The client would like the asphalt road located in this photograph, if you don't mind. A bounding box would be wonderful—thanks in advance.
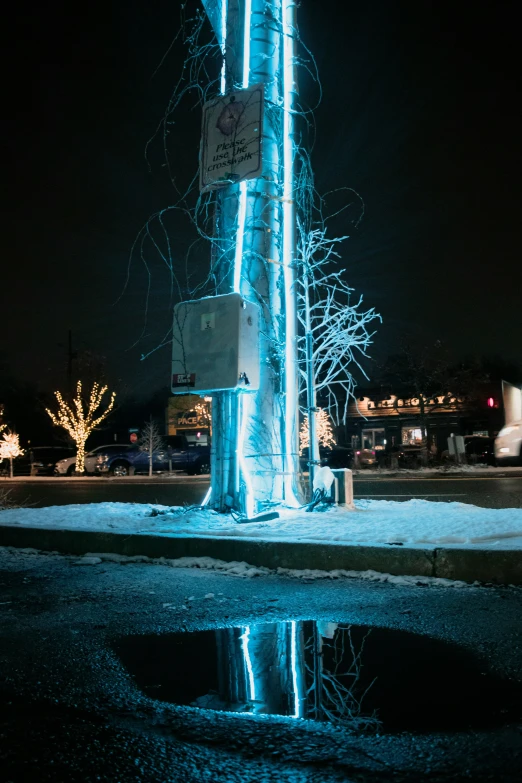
[0,547,521,782]
[1,473,522,509]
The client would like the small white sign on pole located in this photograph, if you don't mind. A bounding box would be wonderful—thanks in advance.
[200,84,263,191]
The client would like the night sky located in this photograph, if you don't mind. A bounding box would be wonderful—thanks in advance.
[4,0,521,399]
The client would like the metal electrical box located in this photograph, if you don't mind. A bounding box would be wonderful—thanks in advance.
[171,293,260,394]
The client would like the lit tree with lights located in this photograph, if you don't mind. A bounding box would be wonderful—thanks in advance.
[299,408,336,455]
[194,399,212,434]
[0,430,24,478]
[46,381,116,474]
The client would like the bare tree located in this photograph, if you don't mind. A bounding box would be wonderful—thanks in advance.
[139,418,164,477]
[296,153,381,476]
[305,623,378,728]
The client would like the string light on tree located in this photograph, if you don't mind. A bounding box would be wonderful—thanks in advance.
[299,408,336,455]
[0,430,24,478]
[46,381,116,474]
[194,399,212,433]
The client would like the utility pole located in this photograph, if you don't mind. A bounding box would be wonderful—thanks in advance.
[203,0,301,515]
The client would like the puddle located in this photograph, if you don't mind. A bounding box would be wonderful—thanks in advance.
[115,622,522,732]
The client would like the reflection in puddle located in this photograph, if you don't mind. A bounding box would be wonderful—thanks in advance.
[115,621,521,732]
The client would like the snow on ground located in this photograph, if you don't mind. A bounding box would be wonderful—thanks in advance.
[73,553,472,588]
[0,547,472,588]
[1,498,522,549]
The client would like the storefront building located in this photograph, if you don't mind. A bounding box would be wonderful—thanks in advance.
[341,383,507,458]
[166,395,211,444]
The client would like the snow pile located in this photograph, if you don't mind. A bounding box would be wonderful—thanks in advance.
[1,498,522,549]
[16,548,470,587]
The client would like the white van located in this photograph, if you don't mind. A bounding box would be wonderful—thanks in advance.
[494,420,522,466]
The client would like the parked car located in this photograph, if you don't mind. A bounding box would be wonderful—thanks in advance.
[55,444,132,476]
[396,444,423,468]
[355,448,379,468]
[464,435,495,466]
[324,445,354,469]
[302,446,378,469]
[95,435,211,477]
[495,420,522,466]
[0,446,76,477]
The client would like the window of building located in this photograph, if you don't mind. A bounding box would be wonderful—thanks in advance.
[361,428,386,450]
[401,427,425,445]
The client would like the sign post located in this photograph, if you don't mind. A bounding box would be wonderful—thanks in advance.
[200,84,263,191]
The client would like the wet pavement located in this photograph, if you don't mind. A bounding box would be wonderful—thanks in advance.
[0,547,521,781]
[114,623,521,732]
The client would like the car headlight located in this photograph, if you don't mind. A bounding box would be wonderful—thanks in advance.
[96,455,108,463]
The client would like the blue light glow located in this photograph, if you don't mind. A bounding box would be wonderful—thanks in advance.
[210,0,301,514]
[290,620,301,718]
[201,485,212,507]
[232,0,255,517]
[220,0,227,94]
[242,0,251,89]
[282,0,299,507]
[240,625,256,702]
[238,392,255,518]
[232,0,251,294]
[233,181,247,293]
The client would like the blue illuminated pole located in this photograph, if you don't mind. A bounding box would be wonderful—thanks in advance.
[281,0,300,507]
[206,0,301,514]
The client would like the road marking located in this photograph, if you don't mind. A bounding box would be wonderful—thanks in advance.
[354,493,467,497]
[353,476,520,482]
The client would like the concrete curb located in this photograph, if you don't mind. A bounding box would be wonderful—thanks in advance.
[1,525,521,585]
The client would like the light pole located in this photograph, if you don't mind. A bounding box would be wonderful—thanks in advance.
[203,0,301,515]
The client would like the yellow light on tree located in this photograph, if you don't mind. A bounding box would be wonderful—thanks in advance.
[0,430,24,478]
[299,408,336,455]
[46,381,116,474]
[194,399,212,434]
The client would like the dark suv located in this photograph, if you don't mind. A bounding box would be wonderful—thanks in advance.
[95,435,210,477]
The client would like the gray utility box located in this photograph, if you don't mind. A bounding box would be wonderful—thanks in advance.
[172,293,260,394]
